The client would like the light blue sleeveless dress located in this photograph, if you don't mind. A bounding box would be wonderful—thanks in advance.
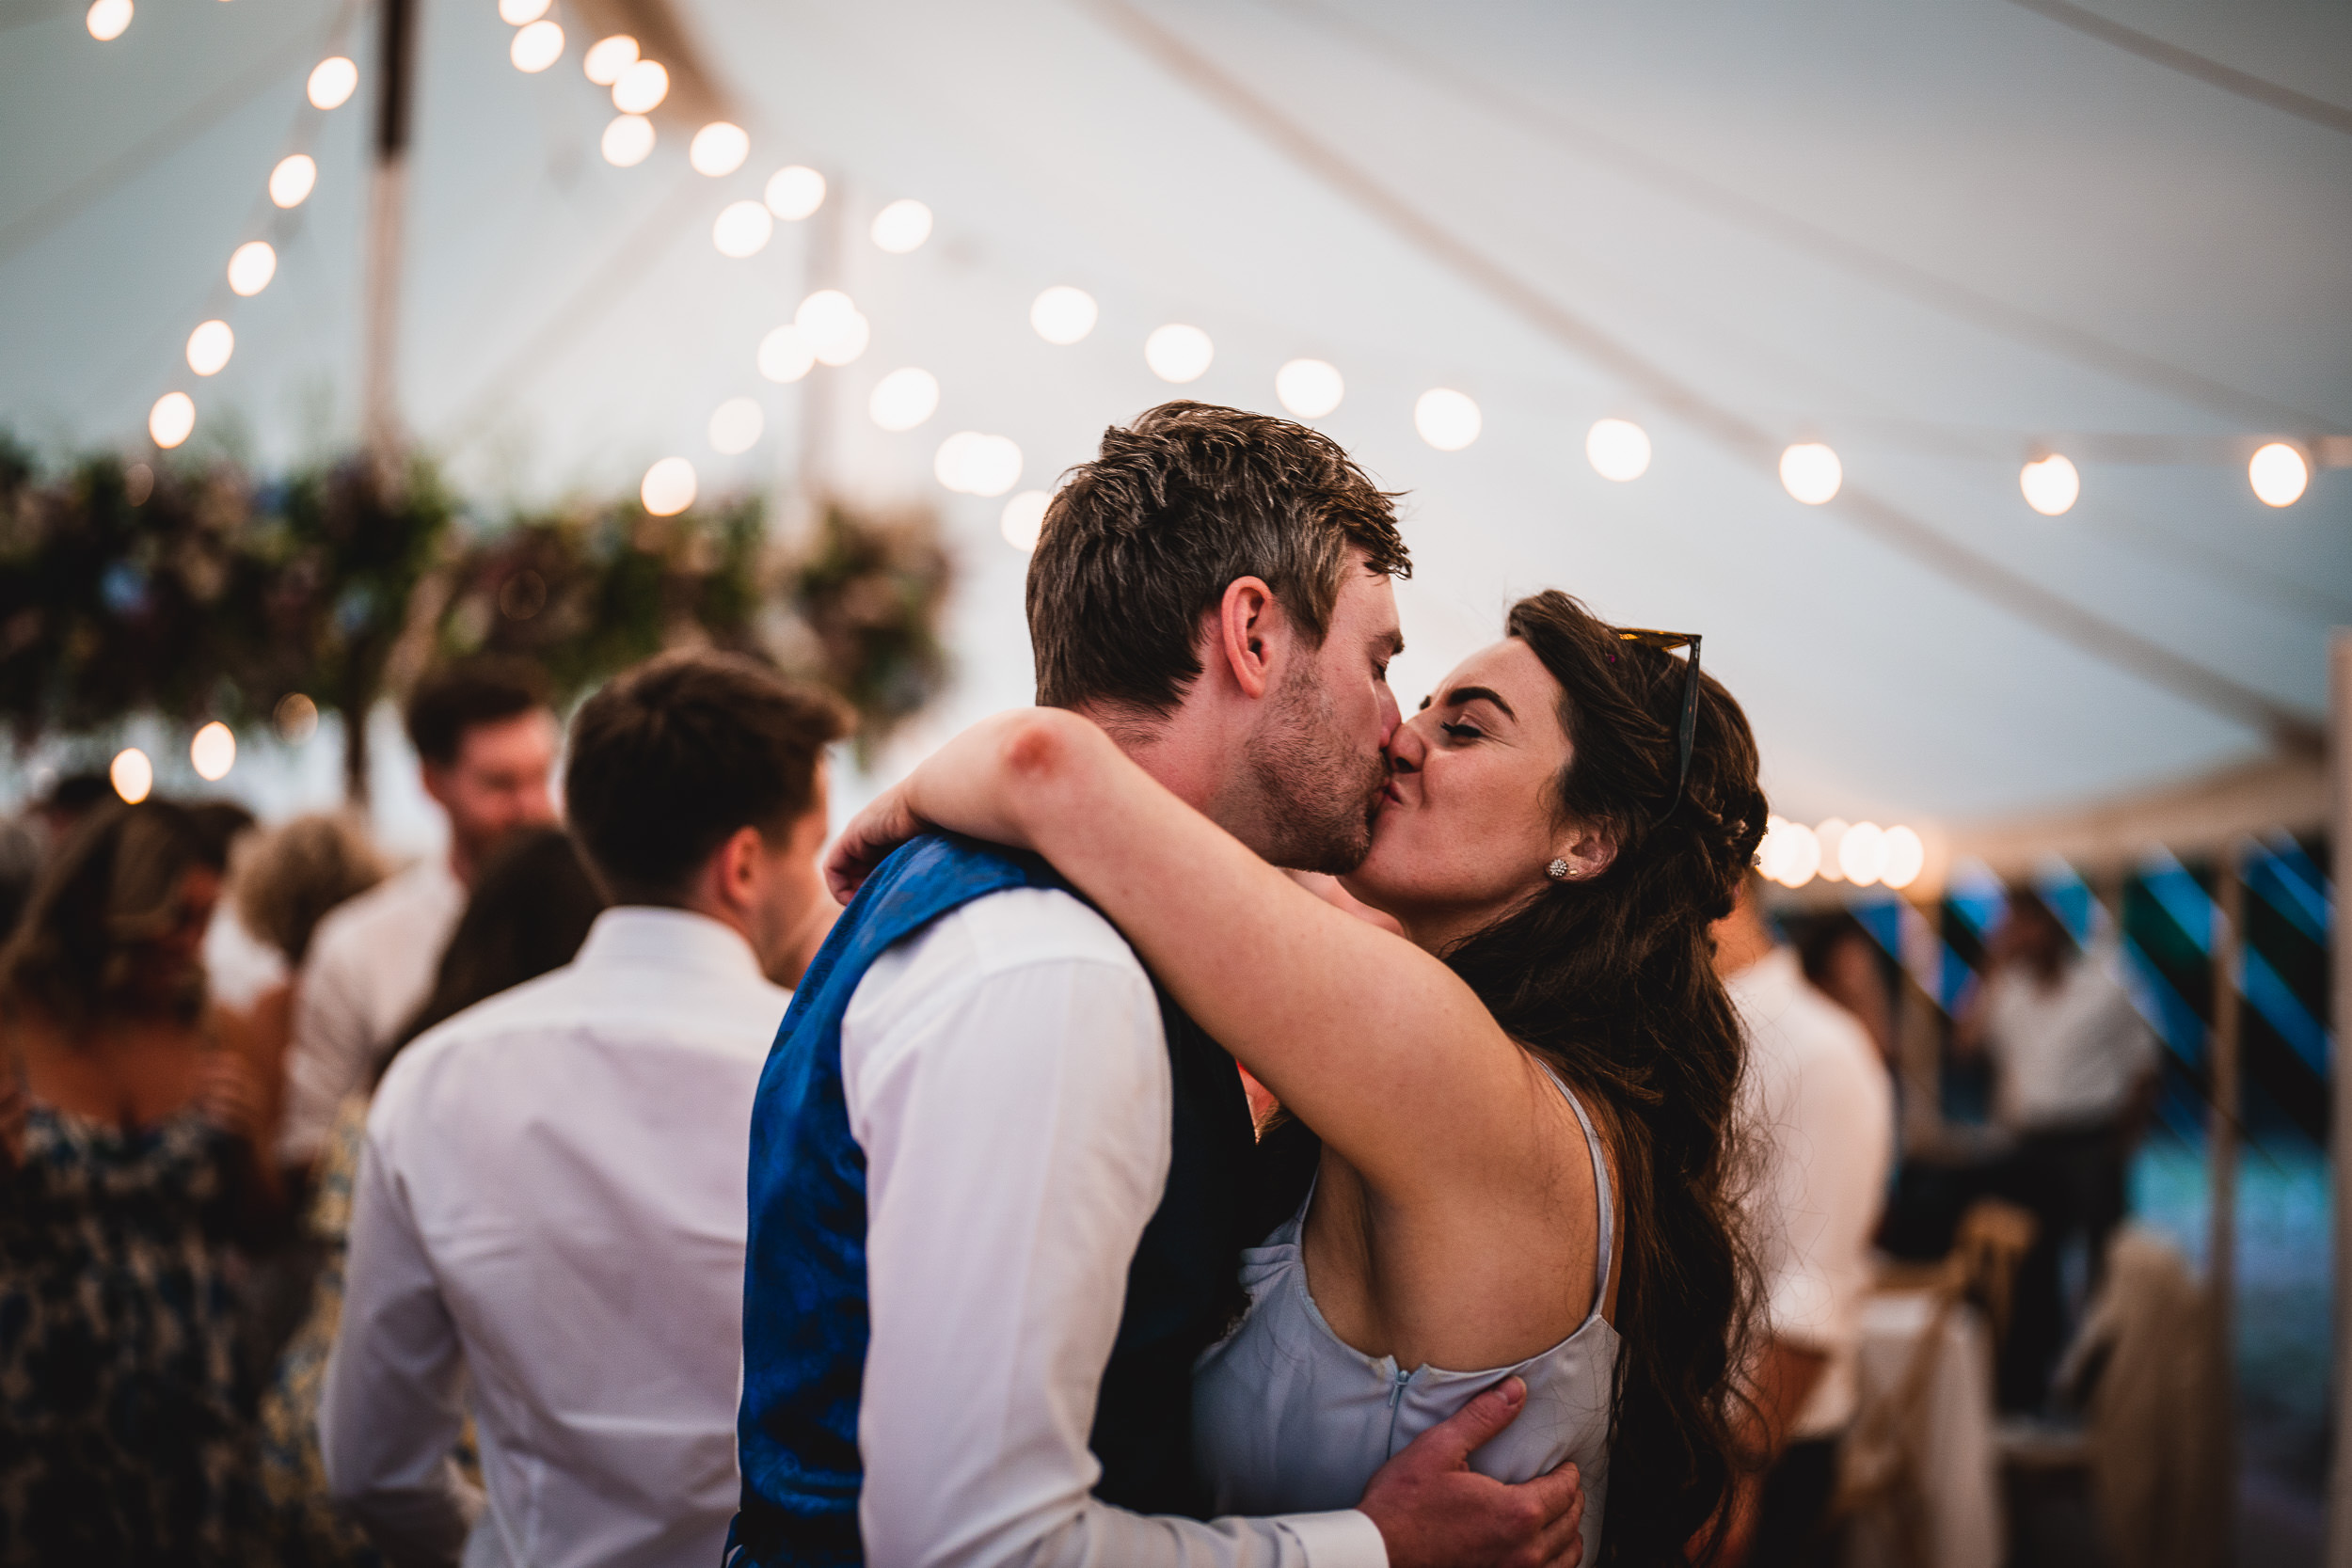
[1192,1074,1619,1561]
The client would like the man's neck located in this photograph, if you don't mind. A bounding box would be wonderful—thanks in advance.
[1070,700,1227,821]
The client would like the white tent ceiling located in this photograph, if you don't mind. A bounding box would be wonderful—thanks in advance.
[4,0,2346,833]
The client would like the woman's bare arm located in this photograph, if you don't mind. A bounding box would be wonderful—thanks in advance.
[829,709,1554,1198]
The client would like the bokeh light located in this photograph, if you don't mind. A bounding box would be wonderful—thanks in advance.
[612,58,667,114]
[110,748,152,804]
[712,200,774,258]
[186,320,233,377]
[1415,388,1481,451]
[149,391,195,449]
[308,56,358,110]
[86,0,132,42]
[498,0,548,23]
[2249,442,2310,508]
[1001,491,1050,551]
[1814,817,1850,882]
[757,325,815,383]
[1756,815,1821,889]
[708,398,763,455]
[935,433,1023,498]
[640,457,697,516]
[269,153,317,208]
[869,368,941,432]
[190,721,236,782]
[871,199,933,254]
[600,115,654,167]
[795,290,868,366]
[765,166,826,220]
[510,19,562,71]
[690,122,750,177]
[1586,419,1651,482]
[582,33,636,84]
[274,692,318,743]
[2020,452,2080,516]
[1030,286,1098,345]
[227,241,276,297]
[1780,443,1841,504]
[1837,821,1886,887]
[1145,325,1213,383]
[1275,359,1344,419]
[1880,826,1926,890]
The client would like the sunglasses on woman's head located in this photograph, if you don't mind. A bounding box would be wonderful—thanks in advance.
[1613,628,1702,817]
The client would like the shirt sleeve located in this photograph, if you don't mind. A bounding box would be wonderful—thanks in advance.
[1757,1026,1892,1353]
[847,935,1386,1568]
[320,1115,484,1567]
[278,938,373,1165]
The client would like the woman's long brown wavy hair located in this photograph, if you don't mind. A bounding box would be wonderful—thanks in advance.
[1439,592,1766,1566]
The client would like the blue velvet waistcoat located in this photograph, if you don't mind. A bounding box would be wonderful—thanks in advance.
[727,833,1306,1567]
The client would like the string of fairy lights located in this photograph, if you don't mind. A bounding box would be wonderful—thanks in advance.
[62,0,2339,813]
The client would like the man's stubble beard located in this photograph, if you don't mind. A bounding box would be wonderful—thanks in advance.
[1246,663,1389,875]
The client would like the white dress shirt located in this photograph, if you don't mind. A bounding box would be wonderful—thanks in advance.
[1726,947,1896,1439]
[1979,951,2157,1132]
[323,907,788,1568]
[279,855,467,1164]
[845,885,1386,1568]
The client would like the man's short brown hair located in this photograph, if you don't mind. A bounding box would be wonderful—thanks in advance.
[406,656,553,768]
[564,650,851,905]
[1026,402,1410,715]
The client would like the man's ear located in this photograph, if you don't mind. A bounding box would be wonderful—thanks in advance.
[714,824,767,910]
[1214,577,1282,701]
[419,761,453,812]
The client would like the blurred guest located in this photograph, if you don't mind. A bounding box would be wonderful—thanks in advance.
[278,657,558,1177]
[0,812,40,938]
[261,825,604,1568]
[322,651,847,1568]
[1711,874,1895,1567]
[0,801,284,1567]
[1796,913,1896,1068]
[34,768,116,843]
[1957,886,2157,1411]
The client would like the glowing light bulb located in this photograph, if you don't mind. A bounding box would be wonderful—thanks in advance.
[509,19,563,71]
[1029,286,1097,345]
[612,58,667,114]
[795,290,868,366]
[110,747,152,804]
[149,391,195,449]
[1586,419,1651,482]
[868,368,940,432]
[1814,818,1850,882]
[268,153,316,208]
[308,55,358,109]
[2249,442,2309,507]
[1415,388,1481,451]
[1002,490,1050,551]
[640,457,697,516]
[871,198,932,254]
[1780,443,1841,504]
[934,433,1023,498]
[190,721,236,781]
[1880,826,1926,890]
[1757,816,1821,889]
[274,692,318,742]
[757,325,815,383]
[226,241,276,297]
[498,0,548,23]
[600,114,654,167]
[185,320,233,377]
[1276,359,1343,419]
[765,166,826,220]
[690,121,750,177]
[582,33,636,84]
[2020,452,2079,516]
[1145,325,1214,384]
[86,0,133,42]
[712,200,774,258]
[1838,821,1886,887]
[707,398,763,455]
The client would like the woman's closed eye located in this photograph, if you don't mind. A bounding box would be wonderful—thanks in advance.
[1438,721,1485,743]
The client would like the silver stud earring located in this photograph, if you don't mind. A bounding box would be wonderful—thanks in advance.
[1548,857,1573,881]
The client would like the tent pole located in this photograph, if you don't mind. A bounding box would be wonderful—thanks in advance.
[363,0,418,467]
[2208,838,2242,1551]
[2331,632,2352,1568]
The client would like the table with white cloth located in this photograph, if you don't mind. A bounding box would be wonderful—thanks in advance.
[1841,1290,2001,1568]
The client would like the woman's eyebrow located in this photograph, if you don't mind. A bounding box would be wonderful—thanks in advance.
[1440,685,1518,721]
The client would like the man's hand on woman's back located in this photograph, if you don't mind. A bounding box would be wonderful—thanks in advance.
[1357,1376,1585,1568]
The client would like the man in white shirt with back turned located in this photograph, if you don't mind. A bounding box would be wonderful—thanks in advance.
[1712,874,1895,1567]
[278,657,560,1177]
[323,650,850,1568]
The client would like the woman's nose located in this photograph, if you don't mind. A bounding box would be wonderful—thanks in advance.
[1386,719,1427,773]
